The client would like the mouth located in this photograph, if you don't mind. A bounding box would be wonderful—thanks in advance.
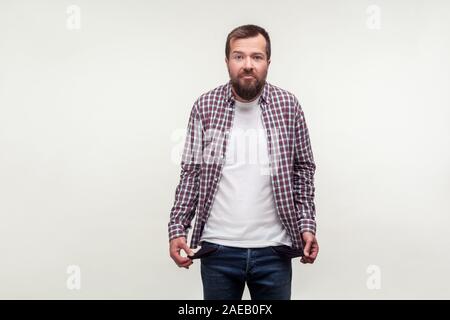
[241,75,255,80]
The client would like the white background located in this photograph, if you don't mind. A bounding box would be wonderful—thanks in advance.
[0,0,449,299]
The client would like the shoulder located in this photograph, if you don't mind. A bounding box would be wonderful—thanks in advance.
[266,82,302,115]
[194,83,229,110]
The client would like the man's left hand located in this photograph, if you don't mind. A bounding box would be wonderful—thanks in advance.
[300,232,319,264]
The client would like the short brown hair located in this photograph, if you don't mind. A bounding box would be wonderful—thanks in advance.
[225,24,271,60]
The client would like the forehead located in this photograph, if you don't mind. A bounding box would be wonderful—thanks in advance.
[229,34,266,55]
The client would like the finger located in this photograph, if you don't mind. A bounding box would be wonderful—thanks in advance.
[170,245,193,262]
[179,262,192,268]
[309,244,319,259]
[181,242,194,257]
[303,240,312,257]
[180,257,193,265]
[182,260,193,267]
[176,256,192,264]
[171,251,191,264]
[170,246,183,258]
[179,260,193,268]
[179,255,194,264]
[301,256,314,264]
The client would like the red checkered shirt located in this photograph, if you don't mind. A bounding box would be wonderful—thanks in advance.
[168,80,316,250]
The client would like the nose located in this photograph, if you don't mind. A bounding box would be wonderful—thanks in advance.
[243,56,253,70]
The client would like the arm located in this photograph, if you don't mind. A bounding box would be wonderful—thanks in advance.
[292,98,317,235]
[168,103,203,242]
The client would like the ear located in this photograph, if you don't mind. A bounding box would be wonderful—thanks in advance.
[225,57,229,64]
[267,59,271,66]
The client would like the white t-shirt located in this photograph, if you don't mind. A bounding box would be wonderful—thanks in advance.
[199,95,292,248]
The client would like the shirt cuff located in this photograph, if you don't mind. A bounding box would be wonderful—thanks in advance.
[299,218,316,235]
[168,223,188,241]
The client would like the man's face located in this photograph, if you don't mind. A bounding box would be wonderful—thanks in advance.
[226,34,271,102]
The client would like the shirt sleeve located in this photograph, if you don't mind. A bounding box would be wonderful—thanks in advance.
[293,97,317,234]
[168,103,203,241]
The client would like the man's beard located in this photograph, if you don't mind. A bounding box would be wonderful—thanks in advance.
[230,71,266,101]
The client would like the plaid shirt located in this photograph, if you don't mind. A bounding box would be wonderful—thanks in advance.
[168,81,316,250]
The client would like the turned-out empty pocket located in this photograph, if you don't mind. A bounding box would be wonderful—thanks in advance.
[188,243,221,260]
[270,245,304,259]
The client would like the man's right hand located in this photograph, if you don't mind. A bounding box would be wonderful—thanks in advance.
[169,236,194,269]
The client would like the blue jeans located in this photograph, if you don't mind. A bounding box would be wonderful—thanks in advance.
[199,241,292,300]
